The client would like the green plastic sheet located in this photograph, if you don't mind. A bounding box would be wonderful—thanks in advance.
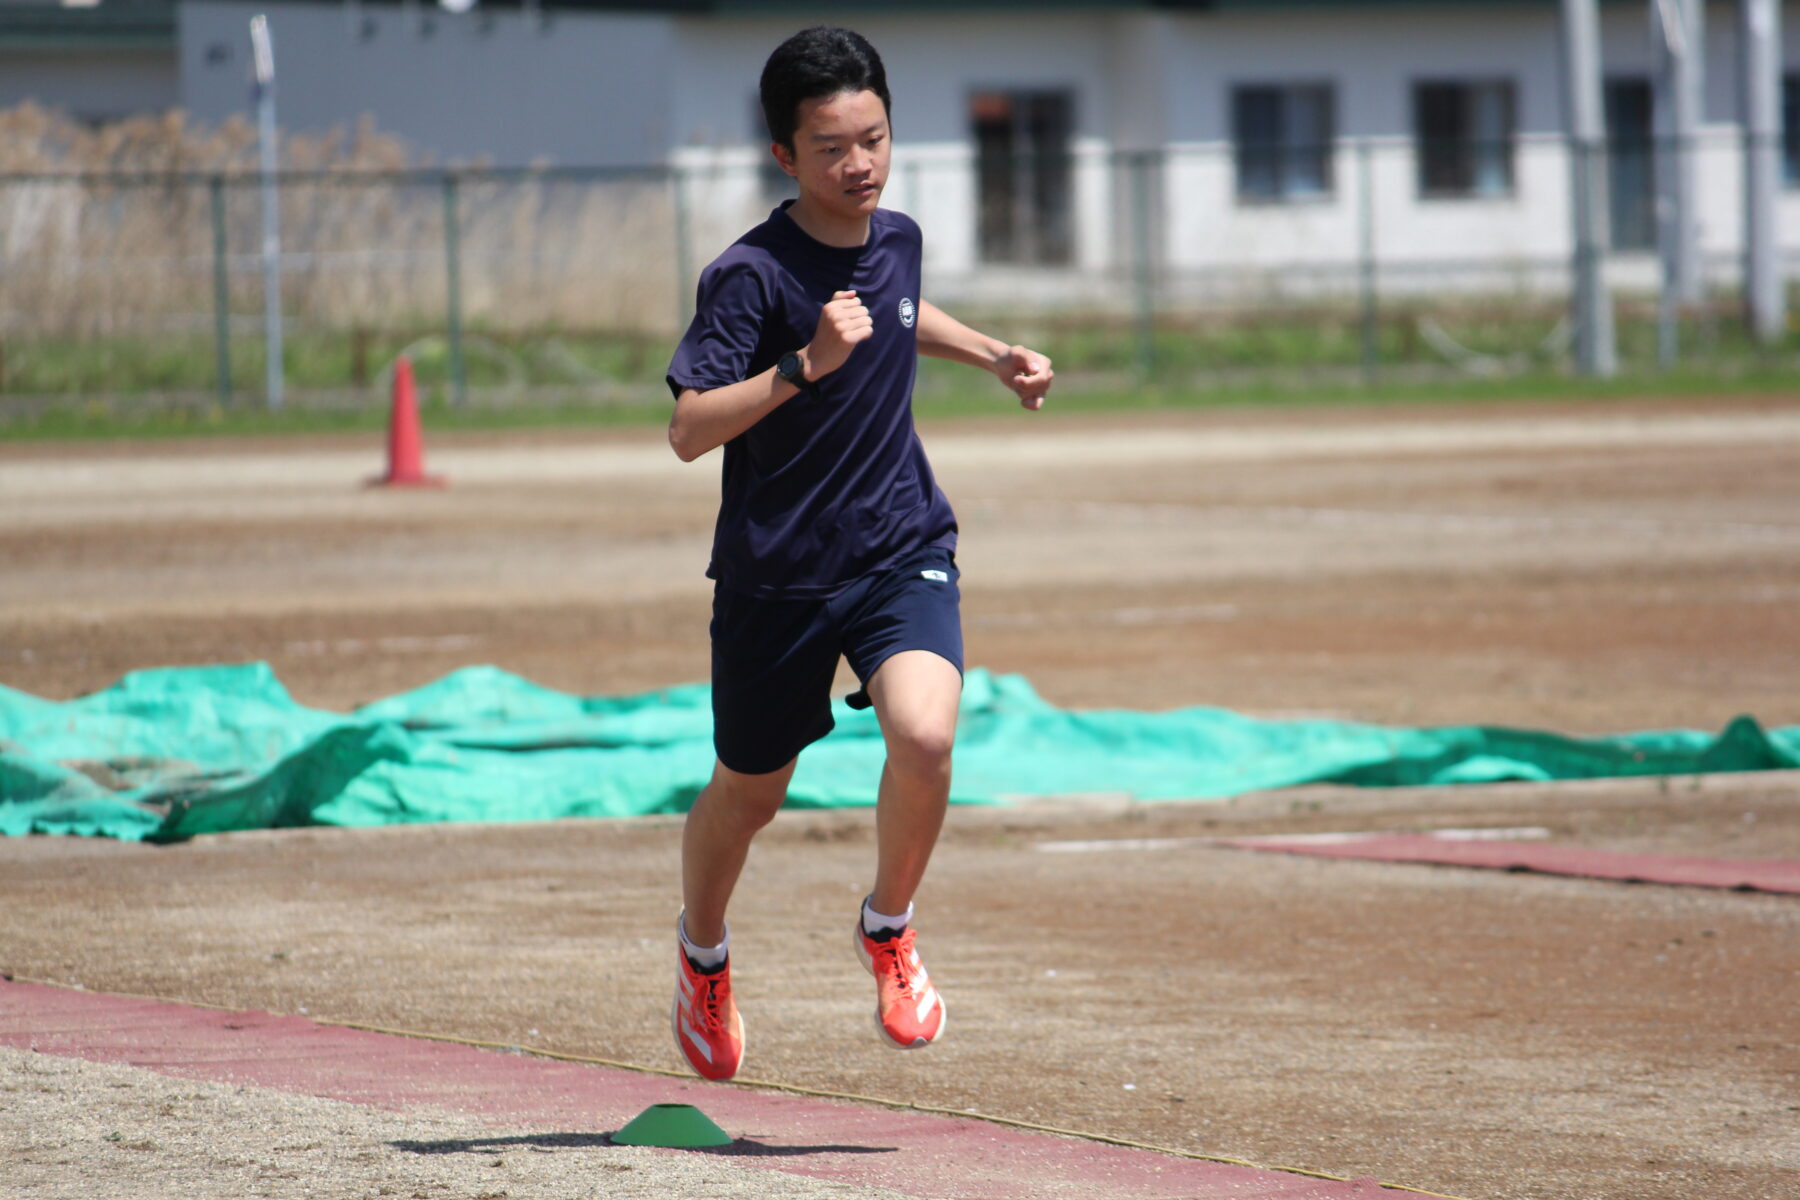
[2,663,1795,842]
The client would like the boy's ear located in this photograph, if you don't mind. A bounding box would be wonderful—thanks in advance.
[770,140,799,178]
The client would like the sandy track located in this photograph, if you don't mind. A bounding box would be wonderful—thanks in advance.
[3,395,1799,1199]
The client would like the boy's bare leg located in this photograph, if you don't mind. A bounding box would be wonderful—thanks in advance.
[681,758,797,946]
[865,649,962,915]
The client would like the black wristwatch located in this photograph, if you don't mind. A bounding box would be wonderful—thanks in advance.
[776,350,814,394]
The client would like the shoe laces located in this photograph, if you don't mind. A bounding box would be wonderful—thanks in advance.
[691,968,732,1030]
[873,928,923,997]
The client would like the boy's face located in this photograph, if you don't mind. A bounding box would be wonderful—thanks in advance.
[774,88,891,224]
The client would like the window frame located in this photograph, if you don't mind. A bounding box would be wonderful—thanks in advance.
[1412,78,1518,201]
[969,87,1077,266]
[1230,81,1338,206]
[1603,75,1656,251]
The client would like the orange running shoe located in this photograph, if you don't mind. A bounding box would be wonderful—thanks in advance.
[672,944,744,1081]
[855,921,946,1049]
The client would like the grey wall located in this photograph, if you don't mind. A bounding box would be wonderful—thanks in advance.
[0,49,178,123]
[178,1,676,167]
[672,13,1116,152]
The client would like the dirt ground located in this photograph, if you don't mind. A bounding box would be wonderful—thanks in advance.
[2,396,1799,1200]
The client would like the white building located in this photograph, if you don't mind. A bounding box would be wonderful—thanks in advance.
[6,0,1798,306]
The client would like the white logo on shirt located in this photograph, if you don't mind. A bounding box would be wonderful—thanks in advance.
[921,569,948,582]
[899,297,917,328]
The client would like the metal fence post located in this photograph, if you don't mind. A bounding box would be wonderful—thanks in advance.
[1129,151,1155,377]
[442,172,468,408]
[1741,0,1785,345]
[252,15,283,412]
[1655,133,1680,370]
[1357,139,1379,381]
[209,174,233,407]
[1563,0,1618,378]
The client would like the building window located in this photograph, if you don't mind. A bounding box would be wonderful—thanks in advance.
[1783,75,1800,186]
[1605,77,1655,250]
[1414,80,1515,198]
[971,89,1074,265]
[1232,84,1334,202]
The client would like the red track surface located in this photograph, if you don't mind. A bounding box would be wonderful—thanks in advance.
[1215,835,1800,893]
[0,978,1403,1199]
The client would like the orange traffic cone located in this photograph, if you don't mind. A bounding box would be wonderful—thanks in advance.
[369,354,446,488]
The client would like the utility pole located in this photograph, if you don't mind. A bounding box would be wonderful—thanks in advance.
[251,14,284,410]
[1740,0,1784,344]
[1652,0,1705,364]
[1562,0,1617,376]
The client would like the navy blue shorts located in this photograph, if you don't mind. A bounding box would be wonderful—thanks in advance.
[710,546,963,776]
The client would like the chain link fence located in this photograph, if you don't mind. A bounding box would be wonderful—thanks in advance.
[1,130,1794,412]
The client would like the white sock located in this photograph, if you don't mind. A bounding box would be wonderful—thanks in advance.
[861,897,913,936]
[678,912,728,969]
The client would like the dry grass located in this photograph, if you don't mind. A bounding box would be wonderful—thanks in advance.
[0,105,682,340]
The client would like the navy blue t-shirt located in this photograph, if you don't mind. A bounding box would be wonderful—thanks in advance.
[666,202,957,600]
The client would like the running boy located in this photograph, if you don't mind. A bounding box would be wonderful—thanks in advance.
[664,25,1054,1081]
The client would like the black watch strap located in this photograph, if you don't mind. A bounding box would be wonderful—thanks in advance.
[777,351,813,393]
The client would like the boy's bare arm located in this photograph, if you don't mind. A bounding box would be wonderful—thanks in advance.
[915,299,1053,411]
[669,290,872,461]
[669,371,800,462]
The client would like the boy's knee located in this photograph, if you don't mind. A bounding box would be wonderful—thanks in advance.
[885,719,955,777]
[867,650,962,779]
[707,764,791,830]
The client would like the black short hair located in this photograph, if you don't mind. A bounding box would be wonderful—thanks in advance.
[759,26,892,151]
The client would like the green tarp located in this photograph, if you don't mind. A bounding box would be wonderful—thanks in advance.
[2,663,1795,842]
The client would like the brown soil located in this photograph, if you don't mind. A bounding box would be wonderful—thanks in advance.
[2,397,1798,1200]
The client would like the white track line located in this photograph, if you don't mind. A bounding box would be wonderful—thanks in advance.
[973,603,1240,630]
[927,410,1800,471]
[1036,826,1553,853]
[282,634,484,656]
[982,500,1800,544]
